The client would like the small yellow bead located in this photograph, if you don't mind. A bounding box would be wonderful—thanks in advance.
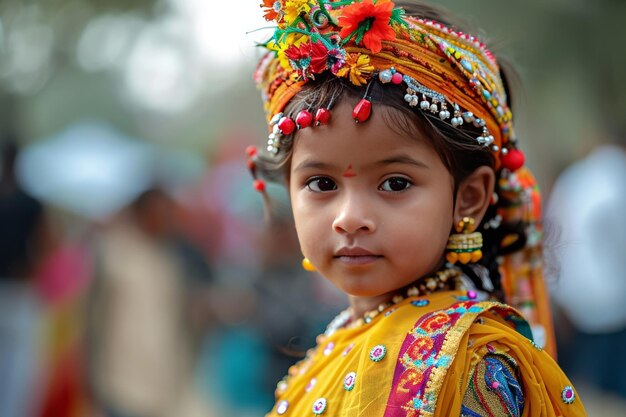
[302,258,316,272]
[470,250,483,263]
[446,252,459,264]
[459,252,472,264]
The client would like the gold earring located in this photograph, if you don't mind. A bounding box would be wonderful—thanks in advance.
[446,217,483,264]
[302,257,317,272]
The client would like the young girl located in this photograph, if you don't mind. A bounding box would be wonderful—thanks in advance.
[247,1,586,416]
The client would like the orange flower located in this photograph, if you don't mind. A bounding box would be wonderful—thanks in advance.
[338,0,396,53]
[336,53,374,86]
[261,0,283,22]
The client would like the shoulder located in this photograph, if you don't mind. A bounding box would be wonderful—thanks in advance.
[382,292,554,416]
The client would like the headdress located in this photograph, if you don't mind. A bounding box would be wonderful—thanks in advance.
[249,0,555,357]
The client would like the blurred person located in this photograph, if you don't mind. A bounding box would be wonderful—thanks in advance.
[0,139,48,417]
[546,130,626,398]
[87,188,211,417]
[253,217,343,398]
[245,1,585,416]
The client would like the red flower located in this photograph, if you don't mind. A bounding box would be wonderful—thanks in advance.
[285,41,313,78]
[309,41,329,74]
[338,0,396,54]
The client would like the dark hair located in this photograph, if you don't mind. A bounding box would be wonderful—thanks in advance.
[252,1,524,300]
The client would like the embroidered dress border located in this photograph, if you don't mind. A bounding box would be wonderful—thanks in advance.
[383,300,522,417]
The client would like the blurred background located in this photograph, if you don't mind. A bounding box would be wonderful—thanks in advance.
[0,0,625,416]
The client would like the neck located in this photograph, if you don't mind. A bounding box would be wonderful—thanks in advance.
[347,291,397,319]
[346,264,460,322]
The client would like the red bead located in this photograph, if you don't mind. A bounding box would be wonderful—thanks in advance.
[352,98,372,123]
[501,149,525,171]
[246,145,257,158]
[296,110,313,128]
[247,160,256,170]
[315,108,331,125]
[253,179,266,192]
[391,72,403,84]
[278,117,296,135]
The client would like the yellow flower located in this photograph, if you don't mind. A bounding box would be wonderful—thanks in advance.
[336,53,374,86]
[267,33,309,70]
[283,0,311,24]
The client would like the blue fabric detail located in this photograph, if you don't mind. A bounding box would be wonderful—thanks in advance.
[460,405,483,417]
[437,355,451,367]
[413,397,423,409]
[483,355,524,417]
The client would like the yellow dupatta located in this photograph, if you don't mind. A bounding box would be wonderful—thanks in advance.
[267,290,585,417]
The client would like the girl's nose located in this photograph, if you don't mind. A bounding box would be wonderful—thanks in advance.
[332,193,376,235]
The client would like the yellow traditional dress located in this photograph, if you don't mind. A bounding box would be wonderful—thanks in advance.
[267,290,586,417]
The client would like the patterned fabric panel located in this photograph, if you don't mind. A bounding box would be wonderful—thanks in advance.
[461,353,524,417]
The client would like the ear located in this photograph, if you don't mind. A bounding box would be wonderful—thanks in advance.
[453,166,495,227]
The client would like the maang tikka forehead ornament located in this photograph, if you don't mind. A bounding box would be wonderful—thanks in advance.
[252,0,526,172]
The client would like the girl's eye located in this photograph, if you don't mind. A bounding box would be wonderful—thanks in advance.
[306,177,337,192]
[379,177,412,192]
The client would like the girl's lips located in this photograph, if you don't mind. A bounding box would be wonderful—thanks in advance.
[334,247,382,265]
[335,255,382,265]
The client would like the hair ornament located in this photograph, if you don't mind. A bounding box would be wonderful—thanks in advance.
[296,109,314,128]
[315,107,331,125]
[353,78,375,123]
[255,0,524,168]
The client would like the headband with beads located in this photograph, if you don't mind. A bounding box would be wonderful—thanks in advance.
[252,0,526,174]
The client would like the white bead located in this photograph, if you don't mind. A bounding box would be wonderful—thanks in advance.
[430,103,438,113]
[410,96,419,106]
[439,110,447,120]
[379,70,393,83]
[270,112,283,125]
[420,100,430,110]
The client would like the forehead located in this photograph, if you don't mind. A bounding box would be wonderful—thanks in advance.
[290,99,438,168]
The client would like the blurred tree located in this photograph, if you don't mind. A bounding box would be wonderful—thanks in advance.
[0,0,159,140]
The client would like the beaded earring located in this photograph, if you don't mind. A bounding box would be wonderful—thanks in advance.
[446,217,483,264]
[302,257,317,272]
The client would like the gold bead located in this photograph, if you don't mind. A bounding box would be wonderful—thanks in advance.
[459,252,472,264]
[302,257,316,271]
[446,252,459,264]
[470,250,483,263]
[407,286,420,296]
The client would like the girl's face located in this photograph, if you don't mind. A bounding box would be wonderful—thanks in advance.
[289,99,455,309]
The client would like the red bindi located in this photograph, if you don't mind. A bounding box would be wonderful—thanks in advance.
[342,164,357,178]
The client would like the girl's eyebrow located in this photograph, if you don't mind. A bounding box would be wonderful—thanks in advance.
[376,154,430,169]
[293,159,335,172]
